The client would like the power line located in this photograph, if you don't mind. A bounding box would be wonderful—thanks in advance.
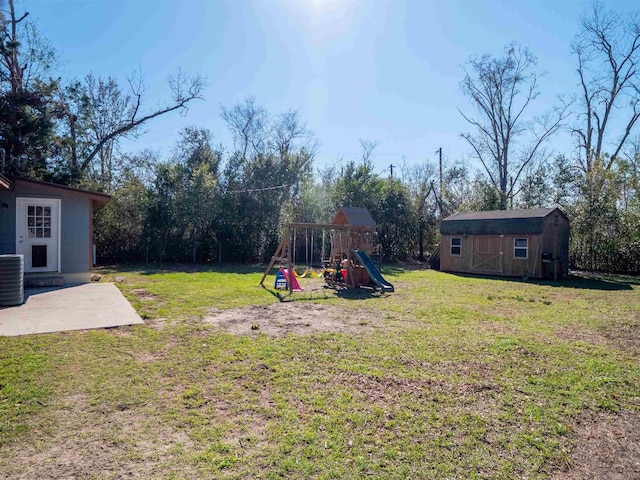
[226,184,292,194]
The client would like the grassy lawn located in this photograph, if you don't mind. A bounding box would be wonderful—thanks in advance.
[1,266,639,479]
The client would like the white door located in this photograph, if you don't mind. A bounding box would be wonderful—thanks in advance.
[16,198,61,273]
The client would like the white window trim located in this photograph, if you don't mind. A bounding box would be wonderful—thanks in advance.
[450,237,462,257]
[514,238,528,260]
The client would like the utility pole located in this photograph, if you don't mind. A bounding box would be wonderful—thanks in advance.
[435,147,443,218]
[389,164,395,179]
[438,147,443,202]
[510,176,514,209]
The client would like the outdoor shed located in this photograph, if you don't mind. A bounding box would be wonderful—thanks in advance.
[0,174,111,286]
[439,207,569,280]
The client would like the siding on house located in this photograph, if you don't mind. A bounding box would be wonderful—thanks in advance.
[0,188,16,255]
[14,181,92,274]
[0,176,110,283]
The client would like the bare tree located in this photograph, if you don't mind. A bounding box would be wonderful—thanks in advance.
[270,109,316,159]
[459,43,567,209]
[568,3,640,270]
[571,1,640,173]
[54,70,204,184]
[78,69,205,175]
[0,0,57,92]
[0,0,58,172]
[221,96,268,160]
[359,139,379,165]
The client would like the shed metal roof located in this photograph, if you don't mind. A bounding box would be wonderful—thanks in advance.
[6,175,111,208]
[332,207,376,227]
[441,208,566,235]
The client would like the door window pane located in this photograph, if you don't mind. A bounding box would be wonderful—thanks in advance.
[26,204,54,240]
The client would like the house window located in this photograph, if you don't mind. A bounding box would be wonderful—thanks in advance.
[514,238,528,259]
[451,237,462,256]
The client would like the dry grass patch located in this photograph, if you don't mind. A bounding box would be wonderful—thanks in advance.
[204,301,380,337]
[0,393,197,480]
[553,409,640,480]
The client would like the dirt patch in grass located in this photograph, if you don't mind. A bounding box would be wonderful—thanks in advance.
[130,288,160,301]
[330,368,499,407]
[203,302,379,337]
[0,393,198,480]
[601,323,640,357]
[555,326,609,347]
[555,324,640,357]
[552,409,640,480]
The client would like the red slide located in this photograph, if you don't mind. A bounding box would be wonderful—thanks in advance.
[279,267,304,292]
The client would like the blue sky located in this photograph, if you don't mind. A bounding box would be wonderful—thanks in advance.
[19,0,637,175]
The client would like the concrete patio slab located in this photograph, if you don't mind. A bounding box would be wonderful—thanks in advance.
[0,283,144,336]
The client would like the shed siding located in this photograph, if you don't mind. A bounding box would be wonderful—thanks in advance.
[502,234,541,278]
[540,213,570,277]
[440,234,468,273]
[441,233,543,278]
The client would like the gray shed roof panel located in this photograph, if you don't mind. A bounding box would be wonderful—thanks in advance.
[444,208,557,221]
[441,208,562,235]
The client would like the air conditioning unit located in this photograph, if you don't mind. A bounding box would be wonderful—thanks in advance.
[0,254,24,306]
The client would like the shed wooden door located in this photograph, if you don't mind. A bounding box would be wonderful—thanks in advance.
[470,236,503,274]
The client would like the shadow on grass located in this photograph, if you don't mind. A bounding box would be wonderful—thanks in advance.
[261,284,388,302]
[97,263,266,276]
[379,266,406,277]
[448,271,635,291]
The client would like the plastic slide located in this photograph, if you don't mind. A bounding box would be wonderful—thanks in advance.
[277,267,304,292]
[352,250,395,292]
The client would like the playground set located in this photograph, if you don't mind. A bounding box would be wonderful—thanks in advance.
[260,207,394,293]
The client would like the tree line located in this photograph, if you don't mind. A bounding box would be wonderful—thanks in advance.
[1,1,639,273]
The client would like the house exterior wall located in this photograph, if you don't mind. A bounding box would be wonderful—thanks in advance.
[1,181,93,282]
[0,189,17,255]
